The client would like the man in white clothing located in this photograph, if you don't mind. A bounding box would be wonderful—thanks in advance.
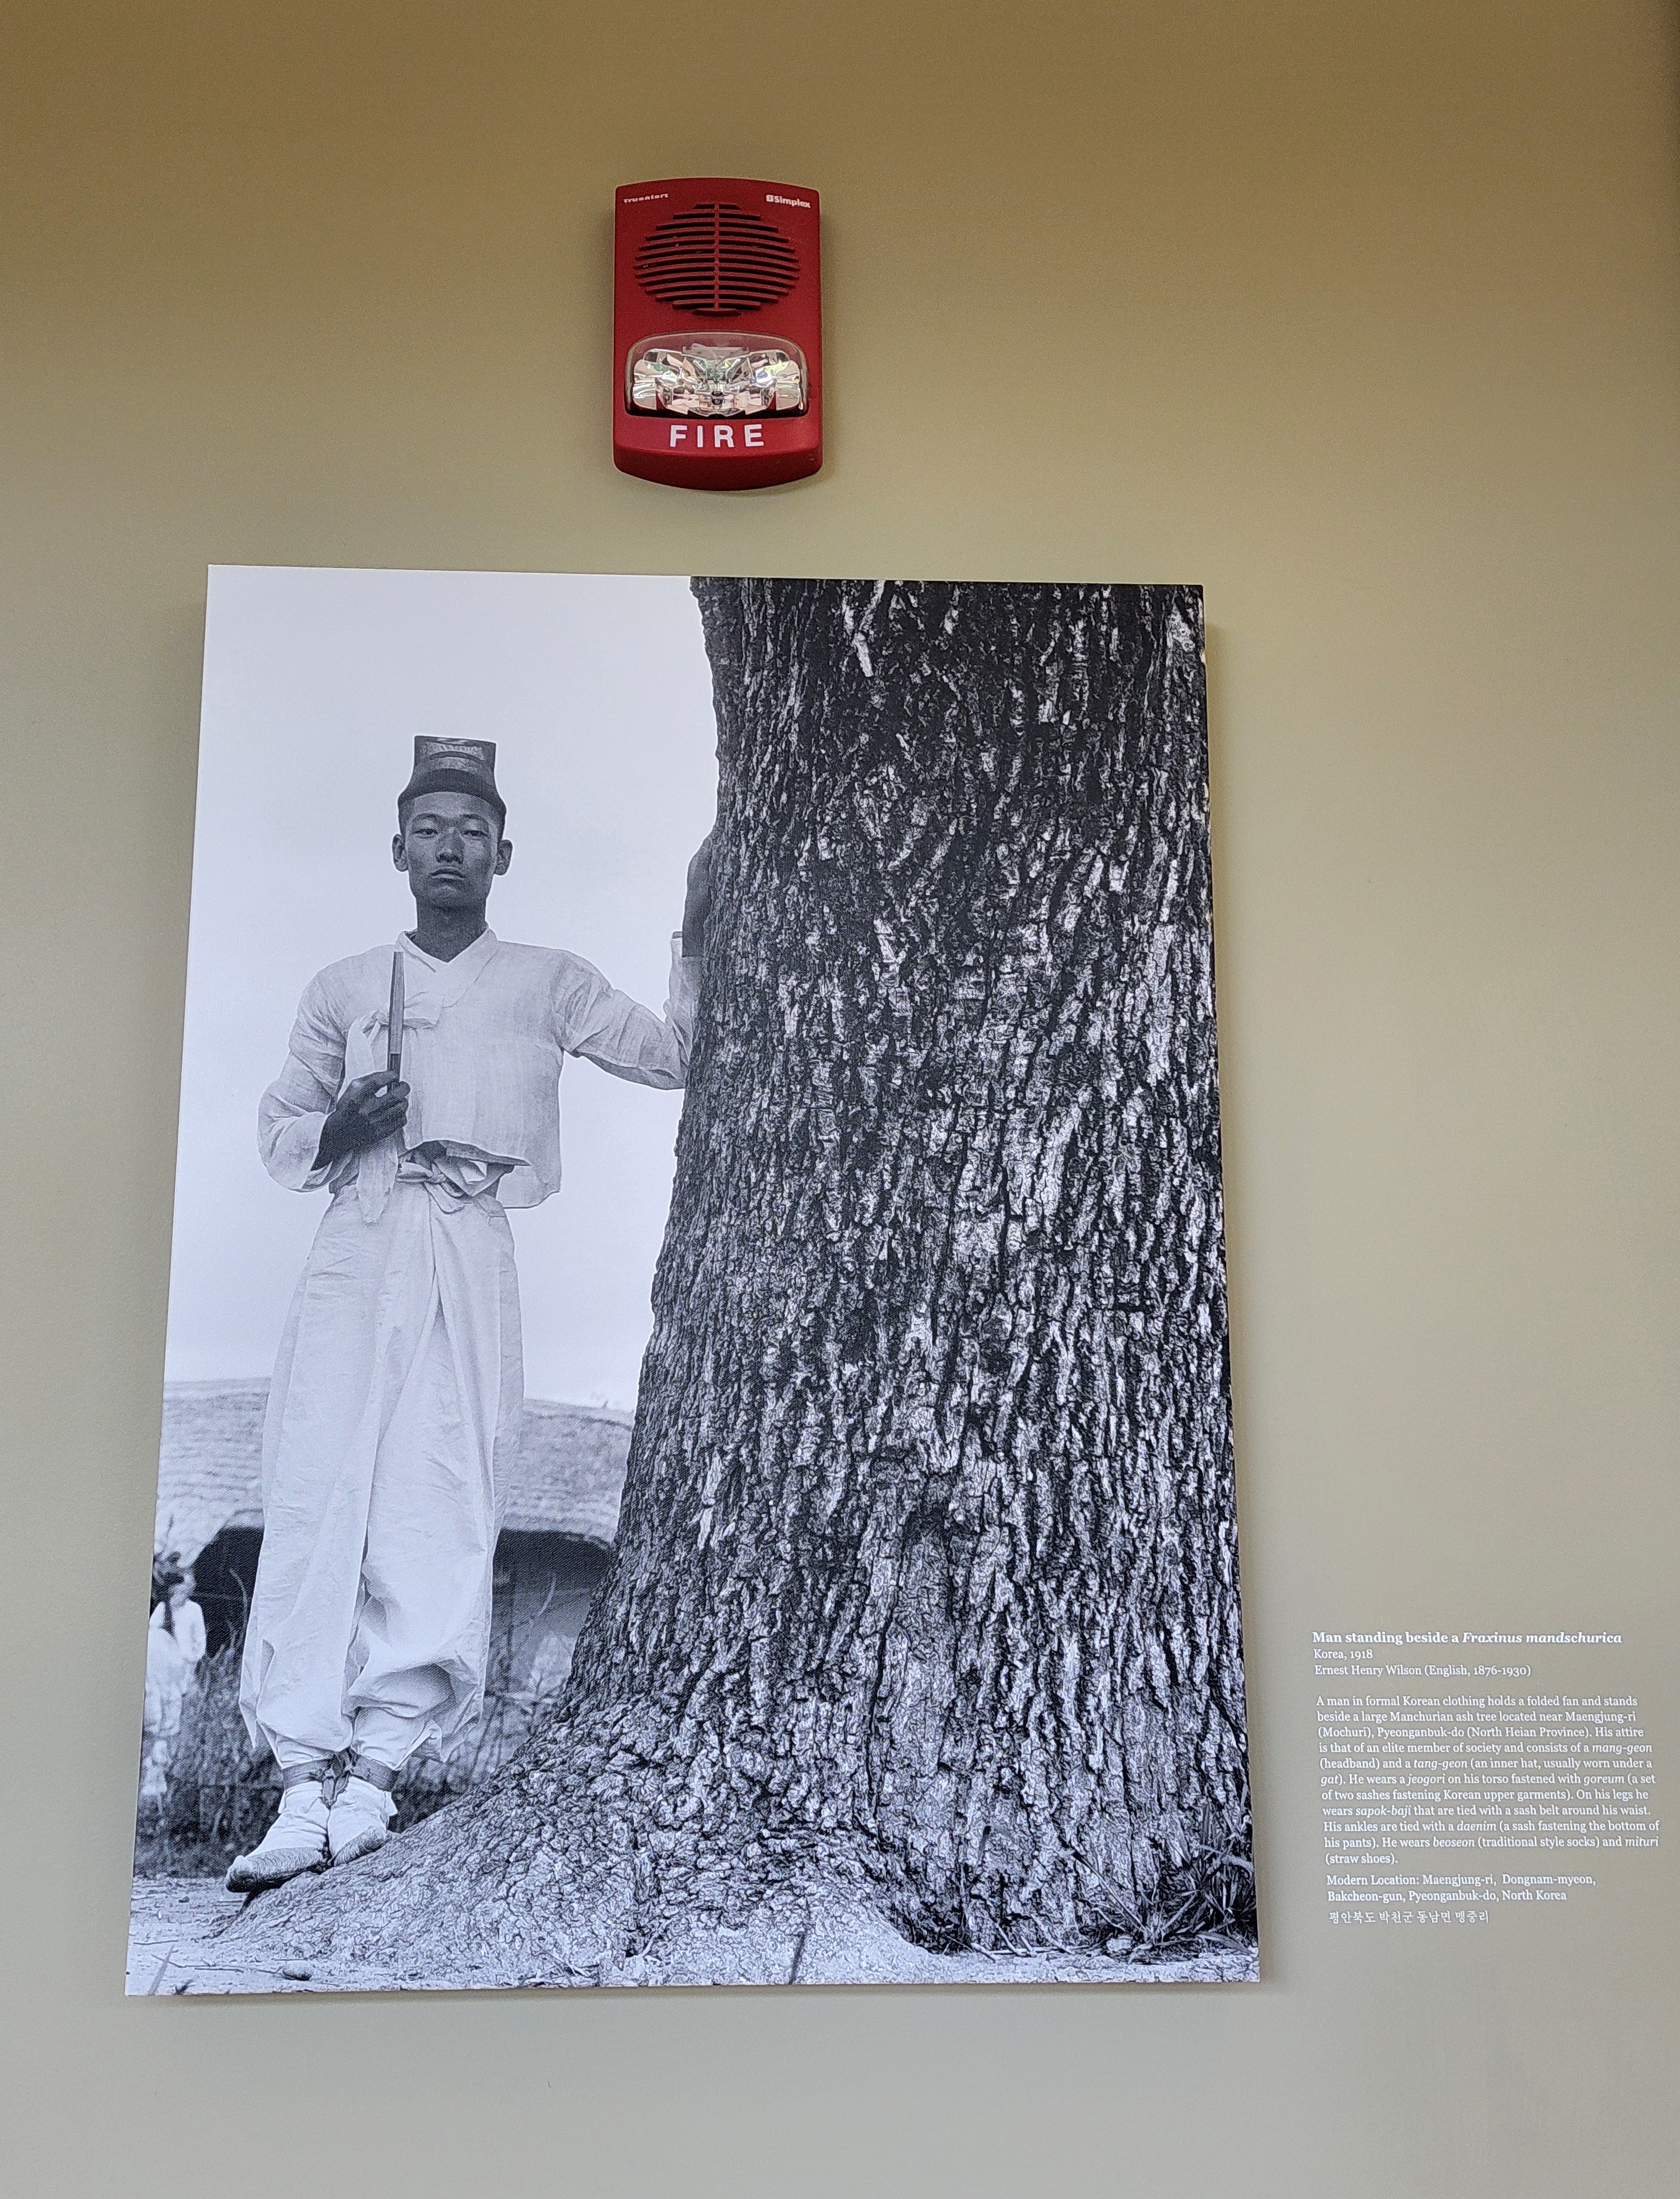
[228,737,710,1892]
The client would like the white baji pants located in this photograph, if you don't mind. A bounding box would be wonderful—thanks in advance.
[240,1169,523,1774]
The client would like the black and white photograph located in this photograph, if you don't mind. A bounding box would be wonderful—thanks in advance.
[129,567,1255,1993]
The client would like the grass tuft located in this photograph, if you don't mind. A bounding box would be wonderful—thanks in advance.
[1098,1803,1258,1963]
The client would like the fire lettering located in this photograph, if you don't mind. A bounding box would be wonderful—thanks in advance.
[664,420,770,452]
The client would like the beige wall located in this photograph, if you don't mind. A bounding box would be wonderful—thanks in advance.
[3,3,1675,2192]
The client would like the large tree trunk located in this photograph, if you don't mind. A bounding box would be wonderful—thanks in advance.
[221,580,1251,1988]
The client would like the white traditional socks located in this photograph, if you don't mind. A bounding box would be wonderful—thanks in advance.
[327,1774,397,1867]
[225,1778,330,1893]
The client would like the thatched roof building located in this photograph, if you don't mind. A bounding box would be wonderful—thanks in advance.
[155,1380,632,1565]
[155,1381,635,1687]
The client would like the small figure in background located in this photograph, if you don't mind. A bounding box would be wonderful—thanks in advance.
[139,1556,206,1816]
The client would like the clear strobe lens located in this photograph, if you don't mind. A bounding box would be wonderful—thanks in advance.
[628,338,806,417]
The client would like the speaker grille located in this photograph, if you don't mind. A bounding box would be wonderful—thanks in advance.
[634,203,801,317]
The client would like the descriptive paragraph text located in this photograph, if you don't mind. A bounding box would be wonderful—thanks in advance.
[1314,1628,1659,1928]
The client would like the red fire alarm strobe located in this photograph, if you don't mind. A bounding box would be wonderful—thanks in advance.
[613,177,822,491]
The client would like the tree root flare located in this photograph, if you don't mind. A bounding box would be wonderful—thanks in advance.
[204,1781,1255,1991]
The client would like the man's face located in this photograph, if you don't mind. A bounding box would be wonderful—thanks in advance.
[392,791,511,911]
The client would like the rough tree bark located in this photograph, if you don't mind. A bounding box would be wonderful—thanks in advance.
[222,580,1251,1987]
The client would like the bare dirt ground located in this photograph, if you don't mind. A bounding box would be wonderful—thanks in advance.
[129,1877,315,1996]
[127,1871,1258,1996]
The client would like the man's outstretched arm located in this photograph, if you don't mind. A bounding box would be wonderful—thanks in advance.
[556,834,712,1089]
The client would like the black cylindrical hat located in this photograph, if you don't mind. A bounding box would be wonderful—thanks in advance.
[398,737,505,825]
